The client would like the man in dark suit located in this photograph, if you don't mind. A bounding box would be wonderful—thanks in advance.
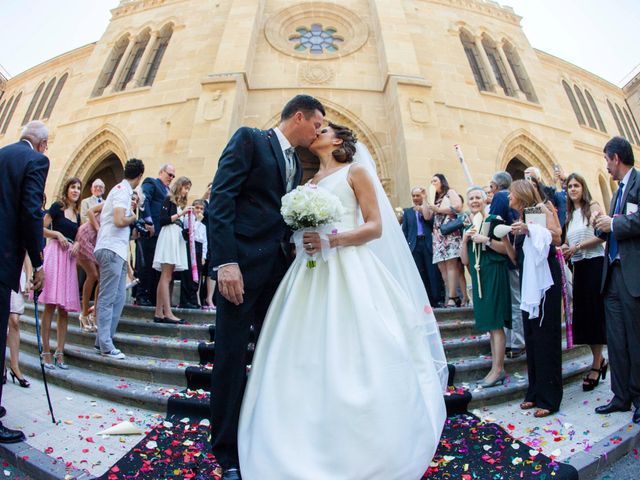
[594,136,640,424]
[402,187,444,306]
[0,121,49,443]
[207,95,325,479]
[135,164,175,306]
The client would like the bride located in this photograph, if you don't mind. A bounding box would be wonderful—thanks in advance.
[237,123,447,479]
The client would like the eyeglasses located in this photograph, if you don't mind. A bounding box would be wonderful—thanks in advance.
[166,172,175,179]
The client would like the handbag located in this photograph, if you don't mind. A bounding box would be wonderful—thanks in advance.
[440,215,464,235]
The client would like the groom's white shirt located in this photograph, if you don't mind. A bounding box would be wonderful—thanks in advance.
[215,126,293,271]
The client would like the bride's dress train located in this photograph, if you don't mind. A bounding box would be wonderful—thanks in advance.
[238,165,445,479]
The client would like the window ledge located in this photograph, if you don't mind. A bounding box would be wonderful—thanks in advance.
[88,85,152,103]
[578,124,609,137]
[479,90,542,109]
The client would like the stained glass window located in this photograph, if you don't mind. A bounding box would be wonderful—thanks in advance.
[289,24,343,54]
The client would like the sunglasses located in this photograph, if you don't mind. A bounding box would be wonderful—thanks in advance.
[166,172,175,179]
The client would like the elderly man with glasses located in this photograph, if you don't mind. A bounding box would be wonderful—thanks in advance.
[80,178,106,223]
[135,164,176,306]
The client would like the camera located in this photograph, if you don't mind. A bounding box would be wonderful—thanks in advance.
[132,218,153,238]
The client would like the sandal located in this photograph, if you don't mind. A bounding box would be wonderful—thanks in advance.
[40,353,56,370]
[446,297,461,308]
[87,313,98,332]
[534,408,553,418]
[78,314,94,333]
[53,351,70,370]
[520,401,535,410]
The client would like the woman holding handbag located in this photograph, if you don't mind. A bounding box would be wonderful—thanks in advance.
[423,173,464,307]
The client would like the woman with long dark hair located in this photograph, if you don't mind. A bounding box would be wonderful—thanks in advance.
[40,177,83,369]
[561,173,607,391]
[423,173,464,307]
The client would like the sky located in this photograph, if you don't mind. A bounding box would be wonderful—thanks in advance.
[1,0,639,87]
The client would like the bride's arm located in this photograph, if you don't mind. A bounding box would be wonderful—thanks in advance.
[329,164,382,247]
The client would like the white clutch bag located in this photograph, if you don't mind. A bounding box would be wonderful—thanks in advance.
[493,224,512,239]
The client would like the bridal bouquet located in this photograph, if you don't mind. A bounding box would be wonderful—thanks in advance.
[281,184,344,268]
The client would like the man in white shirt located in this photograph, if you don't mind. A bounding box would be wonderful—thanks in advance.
[94,159,150,359]
[80,178,105,222]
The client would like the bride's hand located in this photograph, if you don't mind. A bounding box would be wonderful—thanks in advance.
[302,232,322,254]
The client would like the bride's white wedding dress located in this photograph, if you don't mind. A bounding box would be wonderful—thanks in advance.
[238,165,445,480]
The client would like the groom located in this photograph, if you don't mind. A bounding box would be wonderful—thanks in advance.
[207,95,325,479]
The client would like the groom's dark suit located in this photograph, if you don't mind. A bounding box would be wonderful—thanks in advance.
[208,127,302,469]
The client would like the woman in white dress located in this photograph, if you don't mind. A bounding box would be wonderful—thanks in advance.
[238,123,447,480]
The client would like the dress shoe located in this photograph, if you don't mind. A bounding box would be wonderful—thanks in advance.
[506,348,525,359]
[0,423,25,443]
[0,406,5,418]
[595,401,631,415]
[222,467,242,480]
[135,297,153,307]
[633,406,640,424]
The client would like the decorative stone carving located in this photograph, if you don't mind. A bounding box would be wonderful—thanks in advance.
[299,63,334,85]
[409,98,431,124]
[203,90,225,121]
[265,3,368,60]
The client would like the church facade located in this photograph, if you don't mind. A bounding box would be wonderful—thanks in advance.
[0,0,638,207]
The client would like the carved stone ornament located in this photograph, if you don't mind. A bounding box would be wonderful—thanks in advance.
[300,63,334,85]
[203,90,225,121]
[409,98,431,124]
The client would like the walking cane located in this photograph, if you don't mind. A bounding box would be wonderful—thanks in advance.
[33,291,57,424]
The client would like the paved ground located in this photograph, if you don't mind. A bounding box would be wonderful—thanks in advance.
[0,364,637,478]
[594,450,640,479]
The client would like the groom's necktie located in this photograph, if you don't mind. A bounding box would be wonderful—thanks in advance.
[284,147,297,192]
[608,181,624,263]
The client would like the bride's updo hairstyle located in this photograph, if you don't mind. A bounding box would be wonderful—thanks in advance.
[329,122,357,163]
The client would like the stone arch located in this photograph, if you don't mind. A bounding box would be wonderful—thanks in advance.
[598,172,612,211]
[260,100,390,194]
[498,129,557,184]
[58,125,130,196]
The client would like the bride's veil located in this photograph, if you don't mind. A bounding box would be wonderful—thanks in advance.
[353,143,448,392]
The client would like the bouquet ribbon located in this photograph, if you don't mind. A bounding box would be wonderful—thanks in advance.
[186,211,198,283]
[291,226,336,268]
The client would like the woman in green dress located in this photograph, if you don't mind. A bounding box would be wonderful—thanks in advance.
[460,186,512,388]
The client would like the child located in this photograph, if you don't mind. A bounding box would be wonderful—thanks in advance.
[152,176,192,324]
[179,199,208,308]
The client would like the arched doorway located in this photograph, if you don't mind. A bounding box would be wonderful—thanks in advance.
[498,129,557,184]
[505,156,528,181]
[81,153,124,198]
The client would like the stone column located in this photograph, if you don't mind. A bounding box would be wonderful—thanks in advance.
[132,31,159,87]
[497,44,526,100]
[105,39,135,94]
[474,36,498,93]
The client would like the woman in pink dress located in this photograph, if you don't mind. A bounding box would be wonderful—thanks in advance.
[40,177,82,370]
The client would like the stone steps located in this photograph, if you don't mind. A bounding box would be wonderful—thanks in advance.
[18,302,591,413]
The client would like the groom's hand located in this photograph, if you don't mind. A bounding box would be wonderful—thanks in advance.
[302,232,322,254]
[218,264,244,305]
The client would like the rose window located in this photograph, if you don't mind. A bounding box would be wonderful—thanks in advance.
[289,24,344,54]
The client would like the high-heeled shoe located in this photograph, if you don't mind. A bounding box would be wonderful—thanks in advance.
[53,351,69,370]
[40,353,55,370]
[479,370,507,388]
[583,359,607,392]
[87,313,98,332]
[9,368,30,388]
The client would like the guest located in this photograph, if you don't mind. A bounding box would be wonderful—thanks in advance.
[483,185,493,214]
[179,199,208,309]
[0,120,48,443]
[7,261,30,388]
[525,166,567,228]
[402,187,444,307]
[75,202,103,332]
[594,137,640,424]
[136,164,175,306]
[200,183,216,310]
[80,179,105,223]
[489,171,525,359]
[41,177,82,369]
[561,173,607,391]
[94,159,148,359]
[423,174,464,307]
[153,176,192,324]
[460,186,511,387]
[505,180,563,418]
